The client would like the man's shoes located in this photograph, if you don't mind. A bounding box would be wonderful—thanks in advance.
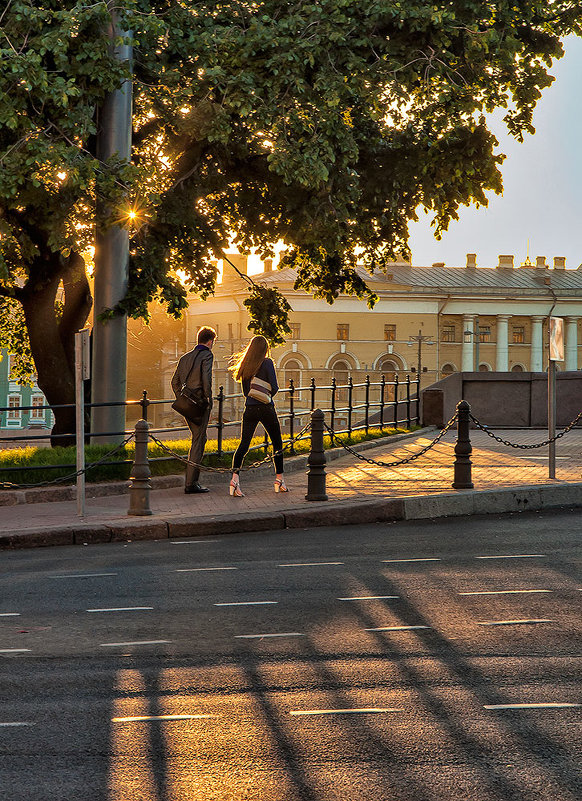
[184,483,210,494]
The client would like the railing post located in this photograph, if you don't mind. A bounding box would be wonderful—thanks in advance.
[380,374,385,431]
[364,374,370,434]
[128,418,152,515]
[217,385,224,457]
[416,374,421,424]
[306,408,328,501]
[140,389,149,423]
[330,377,337,434]
[406,374,412,429]
[289,378,295,455]
[347,376,353,437]
[452,400,474,489]
[393,374,399,427]
[310,377,316,412]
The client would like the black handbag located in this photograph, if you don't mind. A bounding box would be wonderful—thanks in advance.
[171,352,209,424]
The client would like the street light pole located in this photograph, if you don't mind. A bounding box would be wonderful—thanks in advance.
[408,329,434,377]
[92,2,133,443]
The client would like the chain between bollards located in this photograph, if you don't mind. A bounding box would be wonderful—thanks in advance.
[452,399,473,489]
[306,408,328,501]
[128,418,152,515]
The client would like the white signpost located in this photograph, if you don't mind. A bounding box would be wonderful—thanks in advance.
[548,317,564,479]
[75,329,91,517]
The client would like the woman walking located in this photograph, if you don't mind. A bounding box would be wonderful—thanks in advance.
[228,335,288,497]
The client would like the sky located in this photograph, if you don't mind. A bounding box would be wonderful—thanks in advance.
[408,35,582,270]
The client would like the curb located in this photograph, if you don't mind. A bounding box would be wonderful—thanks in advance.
[0,426,433,506]
[1,481,581,550]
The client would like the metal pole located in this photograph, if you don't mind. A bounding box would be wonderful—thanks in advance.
[289,378,295,454]
[347,376,353,437]
[548,360,556,478]
[92,4,133,444]
[452,400,474,489]
[128,418,152,515]
[306,409,328,501]
[380,374,385,430]
[217,385,224,457]
[475,316,480,370]
[364,374,370,434]
[75,330,89,517]
[417,329,422,375]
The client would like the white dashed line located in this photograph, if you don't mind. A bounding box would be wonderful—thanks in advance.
[290,708,402,716]
[171,540,217,544]
[338,596,400,601]
[365,625,430,631]
[176,567,238,572]
[112,714,216,723]
[484,703,580,710]
[459,589,552,596]
[476,619,553,626]
[214,601,278,607]
[86,607,154,613]
[0,722,34,728]
[278,562,344,567]
[0,649,31,654]
[475,554,546,560]
[234,632,304,639]
[50,573,118,579]
[99,640,171,647]
[0,613,20,617]
[381,558,441,563]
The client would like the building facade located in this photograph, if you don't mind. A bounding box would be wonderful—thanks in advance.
[0,349,53,433]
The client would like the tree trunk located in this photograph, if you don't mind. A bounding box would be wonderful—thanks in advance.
[21,251,92,448]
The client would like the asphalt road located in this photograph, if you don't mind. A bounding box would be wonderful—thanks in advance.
[1,509,580,801]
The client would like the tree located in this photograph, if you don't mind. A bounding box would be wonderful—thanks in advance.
[1,0,581,442]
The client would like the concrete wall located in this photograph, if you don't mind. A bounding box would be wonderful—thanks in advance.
[421,371,582,427]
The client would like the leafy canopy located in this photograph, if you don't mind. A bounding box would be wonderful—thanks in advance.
[1,0,581,365]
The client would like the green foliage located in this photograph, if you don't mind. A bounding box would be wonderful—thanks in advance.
[1,0,581,351]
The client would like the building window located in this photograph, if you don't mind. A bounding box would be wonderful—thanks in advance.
[478,363,491,371]
[442,324,455,343]
[384,324,396,342]
[512,325,525,344]
[228,323,233,340]
[332,360,350,402]
[289,323,301,340]
[283,359,302,396]
[511,364,525,372]
[337,323,349,341]
[7,394,21,420]
[30,395,45,422]
[441,363,456,377]
[478,325,491,343]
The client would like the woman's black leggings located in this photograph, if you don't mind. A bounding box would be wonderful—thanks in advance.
[232,403,284,473]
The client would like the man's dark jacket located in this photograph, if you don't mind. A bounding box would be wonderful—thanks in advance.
[171,344,214,410]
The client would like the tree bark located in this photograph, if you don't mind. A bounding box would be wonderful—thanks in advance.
[20,251,92,448]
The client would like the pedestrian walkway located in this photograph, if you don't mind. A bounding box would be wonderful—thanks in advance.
[0,428,581,547]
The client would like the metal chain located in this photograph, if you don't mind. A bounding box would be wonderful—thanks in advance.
[469,409,582,449]
[148,420,313,474]
[0,434,136,490]
[322,413,459,468]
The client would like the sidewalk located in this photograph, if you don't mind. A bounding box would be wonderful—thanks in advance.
[1,428,581,549]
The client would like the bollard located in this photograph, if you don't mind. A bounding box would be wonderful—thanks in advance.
[306,408,328,501]
[452,400,474,489]
[128,418,153,515]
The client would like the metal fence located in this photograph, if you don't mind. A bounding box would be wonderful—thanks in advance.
[0,374,420,483]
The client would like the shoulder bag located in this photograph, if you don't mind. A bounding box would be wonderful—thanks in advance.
[171,351,210,424]
[248,375,272,404]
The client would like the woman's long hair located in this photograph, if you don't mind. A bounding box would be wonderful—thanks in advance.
[229,335,269,382]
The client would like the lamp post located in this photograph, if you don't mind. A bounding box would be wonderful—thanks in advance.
[408,329,434,377]
[463,316,481,370]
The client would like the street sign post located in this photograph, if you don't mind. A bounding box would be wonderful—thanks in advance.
[548,317,564,479]
[75,329,90,517]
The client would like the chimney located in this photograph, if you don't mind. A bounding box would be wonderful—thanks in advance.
[432,262,445,268]
[497,254,514,269]
[553,256,566,270]
[263,258,273,273]
[466,253,477,268]
[536,256,547,269]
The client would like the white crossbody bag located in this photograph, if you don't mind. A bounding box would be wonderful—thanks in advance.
[248,375,272,404]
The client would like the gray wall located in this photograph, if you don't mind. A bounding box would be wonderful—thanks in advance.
[421,372,582,428]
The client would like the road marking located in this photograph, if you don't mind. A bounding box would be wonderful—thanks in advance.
[0,722,34,728]
[0,649,31,653]
[86,607,154,613]
[338,596,400,601]
[476,619,553,626]
[112,714,216,723]
[366,625,430,631]
[484,703,580,710]
[100,640,171,647]
[171,540,217,544]
[475,554,546,560]
[50,573,118,579]
[176,567,238,572]
[215,601,278,607]
[0,613,20,617]
[381,558,441,563]
[459,589,552,596]
[278,562,344,567]
[290,708,402,716]
[234,632,304,639]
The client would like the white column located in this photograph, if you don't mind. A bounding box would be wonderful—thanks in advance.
[461,314,474,371]
[496,314,510,372]
[530,315,544,373]
[565,316,579,371]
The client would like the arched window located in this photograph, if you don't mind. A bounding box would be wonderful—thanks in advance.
[511,364,525,372]
[332,359,350,403]
[441,363,456,377]
[379,358,400,381]
[283,359,302,399]
[478,363,491,372]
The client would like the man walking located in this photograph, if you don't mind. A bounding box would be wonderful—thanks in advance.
[171,326,216,493]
